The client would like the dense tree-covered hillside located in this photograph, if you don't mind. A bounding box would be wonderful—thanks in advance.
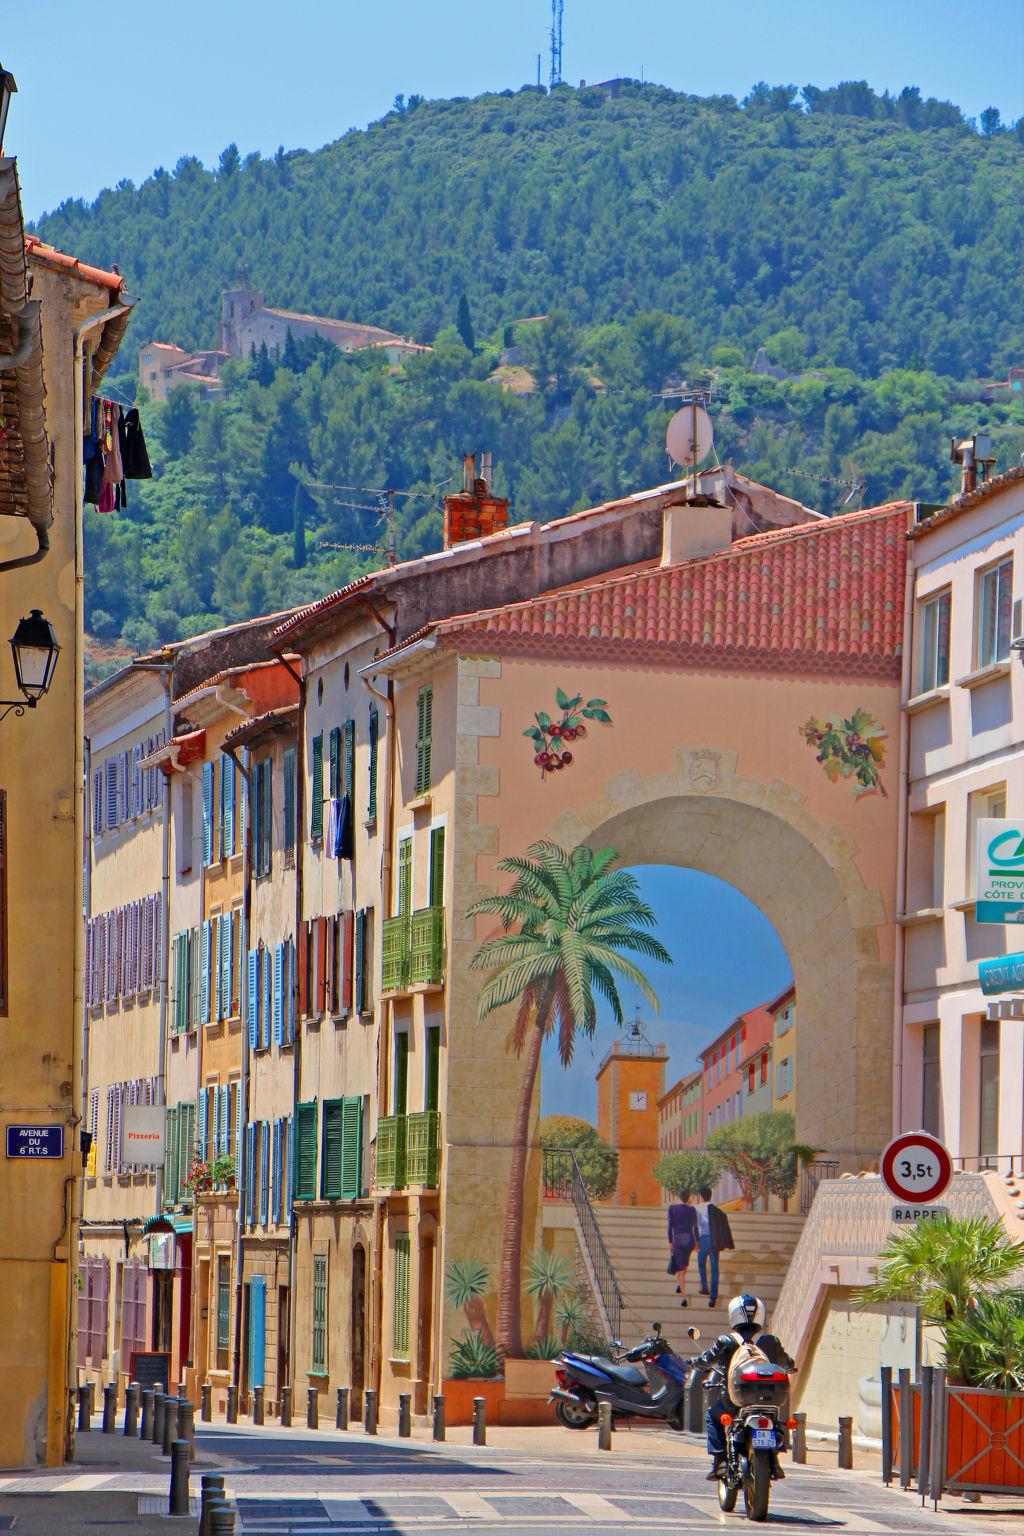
[28,81,1024,679]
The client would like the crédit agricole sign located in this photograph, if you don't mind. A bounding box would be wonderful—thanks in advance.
[976,819,1024,924]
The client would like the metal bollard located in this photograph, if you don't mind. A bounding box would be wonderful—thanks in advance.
[77,1382,92,1431]
[838,1415,853,1470]
[280,1384,292,1427]
[169,1440,190,1517]
[124,1382,140,1437]
[336,1387,349,1431]
[364,1388,378,1436]
[597,1399,612,1451]
[176,1379,188,1404]
[398,1393,411,1438]
[880,1364,893,1484]
[140,1388,154,1440]
[917,1366,933,1498]
[178,1398,196,1460]
[210,1502,236,1535]
[153,1390,166,1445]
[102,1381,118,1434]
[928,1366,946,1508]
[252,1386,264,1426]
[198,1473,226,1536]
[163,1396,179,1456]
[201,1382,212,1422]
[898,1368,913,1489]
[307,1386,319,1429]
[226,1384,238,1425]
[472,1396,486,1447]
[792,1411,807,1464]
[432,1394,446,1442]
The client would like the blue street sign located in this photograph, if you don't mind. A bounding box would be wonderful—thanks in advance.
[979,952,1024,995]
[5,1124,64,1159]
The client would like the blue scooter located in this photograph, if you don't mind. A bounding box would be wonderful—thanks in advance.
[549,1321,701,1430]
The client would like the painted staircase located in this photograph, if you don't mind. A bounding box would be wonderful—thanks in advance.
[593,1206,807,1354]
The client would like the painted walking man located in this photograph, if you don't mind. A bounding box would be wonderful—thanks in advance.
[693,1186,734,1307]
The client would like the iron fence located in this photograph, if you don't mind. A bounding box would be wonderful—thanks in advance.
[799,1159,839,1213]
[542,1148,623,1340]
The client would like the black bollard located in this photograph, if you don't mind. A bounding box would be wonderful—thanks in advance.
[307,1386,319,1429]
[198,1473,226,1536]
[432,1394,446,1442]
[102,1381,118,1434]
[280,1385,292,1427]
[201,1382,212,1422]
[838,1415,853,1470]
[792,1411,807,1464]
[472,1396,486,1447]
[364,1388,378,1436]
[163,1396,179,1457]
[77,1382,92,1432]
[169,1440,190,1517]
[336,1388,349,1431]
[140,1388,154,1440]
[178,1398,196,1460]
[153,1390,166,1445]
[124,1382,140,1437]
[226,1384,238,1425]
[398,1393,411,1438]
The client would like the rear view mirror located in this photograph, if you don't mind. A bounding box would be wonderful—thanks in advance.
[652,1321,662,1335]
[687,1326,701,1341]
[611,1339,623,1350]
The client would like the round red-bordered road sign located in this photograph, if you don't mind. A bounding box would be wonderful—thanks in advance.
[880,1132,952,1204]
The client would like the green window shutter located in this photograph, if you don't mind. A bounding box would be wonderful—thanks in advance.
[295,1101,318,1200]
[311,1253,327,1374]
[283,747,295,852]
[425,1026,440,1114]
[397,838,412,916]
[415,686,433,796]
[343,719,355,799]
[163,1106,180,1205]
[328,726,340,802]
[394,1031,409,1115]
[310,735,323,841]
[393,1234,411,1359]
[367,706,379,822]
[340,1096,362,1200]
[178,1103,195,1206]
[321,1100,343,1198]
[429,825,445,908]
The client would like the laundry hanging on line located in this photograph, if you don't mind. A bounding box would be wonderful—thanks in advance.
[83,397,152,512]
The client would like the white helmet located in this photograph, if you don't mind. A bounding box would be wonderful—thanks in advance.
[728,1293,766,1329]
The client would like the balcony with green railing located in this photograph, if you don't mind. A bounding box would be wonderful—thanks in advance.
[381,915,411,994]
[410,906,445,987]
[375,1113,407,1190]
[406,1110,440,1189]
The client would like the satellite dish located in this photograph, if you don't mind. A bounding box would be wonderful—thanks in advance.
[666,404,714,468]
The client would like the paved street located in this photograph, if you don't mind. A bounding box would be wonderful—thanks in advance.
[0,1420,1016,1535]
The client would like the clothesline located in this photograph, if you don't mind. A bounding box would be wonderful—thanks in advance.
[83,394,152,513]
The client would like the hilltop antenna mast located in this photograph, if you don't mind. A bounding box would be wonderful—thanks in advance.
[549,0,564,88]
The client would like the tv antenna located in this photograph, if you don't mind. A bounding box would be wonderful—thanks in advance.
[665,390,714,497]
[550,0,564,88]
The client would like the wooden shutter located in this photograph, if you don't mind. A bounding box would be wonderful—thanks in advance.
[311,1253,327,1374]
[321,1100,343,1198]
[104,758,118,830]
[367,705,379,821]
[354,909,366,1015]
[397,838,412,916]
[261,945,271,1049]
[283,746,295,853]
[245,1122,256,1226]
[218,1081,229,1158]
[284,1115,294,1219]
[310,734,323,841]
[197,1084,208,1159]
[314,915,327,1015]
[202,762,214,864]
[415,685,432,795]
[259,1122,270,1226]
[179,1103,194,1199]
[341,912,354,1013]
[343,719,355,798]
[271,1118,282,1224]
[429,825,445,908]
[92,767,103,835]
[328,726,341,802]
[200,920,211,1022]
[211,916,222,1022]
[295,1102,317,1200]
[247,949,259,1050]
[260,759,273,876]
[222,911,233,1019]
[223,758,235,857]
[324,920,336,1015]
[340,1096,362,1200]
[393,1234,411,1359]
[163,1106,179,1204]
[273,942,284,1045]
[297,921,309,1017]
[286,937,295,1043]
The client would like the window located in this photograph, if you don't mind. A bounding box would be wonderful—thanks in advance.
[414,685,432,796]
[283,747,296,858]
[311,1253,327,1373]
[321,1100,343,1198]
[776,1056,793,1098]
[394,1030,409,1114]
[921,1024,941,1137]
[294,1101,318,1200]
[392,1234,411,1359]
[178,780,194,876]
[425,1026,440,1114]
[310,734,324,842]
[969,787,1007,894]
[253,758,272,877]
[760,1052,768,1086]
[216,1255,231,1370]
[368,706,379,822]
[977,557,1012,667]
[919,590,951,692]
[979,1019,1000,1161]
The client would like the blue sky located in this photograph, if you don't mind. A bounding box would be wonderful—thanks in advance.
[540,866,792,1121]
[10,0,1024,219]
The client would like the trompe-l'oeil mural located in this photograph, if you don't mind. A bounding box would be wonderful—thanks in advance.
[522,689,612,780]
[799,708,888,799]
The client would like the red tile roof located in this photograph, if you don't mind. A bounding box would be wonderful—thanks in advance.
[427,504,910,680]
[24,235,126,293]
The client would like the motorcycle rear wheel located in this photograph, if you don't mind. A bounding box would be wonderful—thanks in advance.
[743,1450,771,1522]
[718,1479,738,1512]
[555,1397,596,1429]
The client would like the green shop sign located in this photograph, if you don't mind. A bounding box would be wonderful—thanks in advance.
[975,819,1024,924]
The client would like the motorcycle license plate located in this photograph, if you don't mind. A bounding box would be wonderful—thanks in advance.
[751,1429,776,1449]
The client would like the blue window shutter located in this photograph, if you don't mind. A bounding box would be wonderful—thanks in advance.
[247,949,259,1051]
[202,762,214,864]
[261,947,271,1050]
[271,1119,282,1223]
[259,1122,270,1226]
[211,917,222,1022]
[284,1116,293,1220]
[245,1122,256,1226]
[224,760,235,857]
[273,943,284,1045]
[219,1083,229,1158]
[197,1088,208,1161]
[200,920,211,1022]
[248,1276,266,1389]
[235,1082,242,1169]
[222,911,233,1018]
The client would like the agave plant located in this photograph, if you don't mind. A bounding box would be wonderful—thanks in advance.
[448,1330,502,1380]
[943,1292,1024,1393]
[524,1250,575,1343]
[554,1292,588,1344]
[444,1258,494,1347]
[525,1334,563,1360]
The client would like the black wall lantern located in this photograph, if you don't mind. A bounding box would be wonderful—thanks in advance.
[0,609,60,722]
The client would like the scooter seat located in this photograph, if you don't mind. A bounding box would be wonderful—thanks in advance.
[595,1359,648,1388]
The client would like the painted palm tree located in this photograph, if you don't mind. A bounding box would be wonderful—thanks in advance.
[524,1250,575,1344]
[469,839,670,1359]
[444,1257,495,1347]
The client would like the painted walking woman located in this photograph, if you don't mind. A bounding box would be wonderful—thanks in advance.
[667,1191,699,1307]
[469,840,670,1359]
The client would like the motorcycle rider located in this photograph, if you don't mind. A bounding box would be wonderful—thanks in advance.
[695,1292,796,1480]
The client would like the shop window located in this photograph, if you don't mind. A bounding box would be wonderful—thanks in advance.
[976,557,1012,668]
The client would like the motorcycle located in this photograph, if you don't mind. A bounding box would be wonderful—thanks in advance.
[549,1321,701,1430]
[704,1359,797,1522]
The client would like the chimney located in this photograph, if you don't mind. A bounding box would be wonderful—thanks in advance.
[443,452,510,549]
[951,432,996,495]
[661,496,733,567]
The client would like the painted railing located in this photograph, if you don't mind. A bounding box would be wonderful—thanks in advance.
[381,916,411,993]
[375,1114,407,1190]
[799,1159,839,1213]
[382,906,445,992]
[543,1147,623,1341]
[376,1110,440,1190]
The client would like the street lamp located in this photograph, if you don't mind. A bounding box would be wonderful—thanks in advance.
[0,64,16,155]
[0,609,60,722]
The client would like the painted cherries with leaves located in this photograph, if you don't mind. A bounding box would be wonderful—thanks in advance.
[524,688,611,778]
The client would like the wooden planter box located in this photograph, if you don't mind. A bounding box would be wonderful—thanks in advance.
[891,1381,1024,1492]
[442,1375,557,1427]
[504,1358,555,1400]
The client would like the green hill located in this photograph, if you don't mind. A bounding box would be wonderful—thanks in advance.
[29,82,1024,678]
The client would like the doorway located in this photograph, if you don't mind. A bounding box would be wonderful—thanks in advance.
[350,1246,366,1412]
[276,1287,290,1406]
[416,1236,435,1414]
[152,1271,173,1353]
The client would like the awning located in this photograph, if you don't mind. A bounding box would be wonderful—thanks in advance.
[141,1214,174,1237]
[172,1218,194,1235]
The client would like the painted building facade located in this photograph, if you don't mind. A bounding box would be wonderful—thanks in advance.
[595,1040,668,1207]
[768,985,797,1111]
[657,1070,703,1155]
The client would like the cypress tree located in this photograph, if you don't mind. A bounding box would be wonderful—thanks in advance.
[291,485,307,568]
[456,293,475,353]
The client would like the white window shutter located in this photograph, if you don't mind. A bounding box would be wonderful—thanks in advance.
[84,921,93,1008]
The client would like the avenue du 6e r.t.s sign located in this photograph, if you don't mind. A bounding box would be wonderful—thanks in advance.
[5,1125,64,1158]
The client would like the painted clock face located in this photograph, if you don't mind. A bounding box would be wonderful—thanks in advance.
[629,1091,648,1111]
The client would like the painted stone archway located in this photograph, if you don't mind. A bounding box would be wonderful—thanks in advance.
[542,748,891,1159]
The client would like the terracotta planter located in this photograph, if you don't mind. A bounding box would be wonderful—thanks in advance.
[441,1376,557,1427]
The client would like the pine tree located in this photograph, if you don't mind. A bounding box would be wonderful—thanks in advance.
[292,485,307,568]
[456,293,475,354]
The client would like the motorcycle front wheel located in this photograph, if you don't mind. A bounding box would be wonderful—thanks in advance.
[555,1397,596,1429]
[717,1479,738,1512]
[742,1450,771,1522]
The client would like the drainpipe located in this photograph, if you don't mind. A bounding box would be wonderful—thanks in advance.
[227,744,252,1399]
[286,665,306,1394]
[155,668,174,1208]
[892,516,917,1137]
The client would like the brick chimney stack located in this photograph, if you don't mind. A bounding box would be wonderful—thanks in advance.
[443,452,510,549]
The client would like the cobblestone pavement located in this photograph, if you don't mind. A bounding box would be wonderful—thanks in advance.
[1,1419,1019,1535]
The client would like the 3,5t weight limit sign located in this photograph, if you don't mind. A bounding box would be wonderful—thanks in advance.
[880,1132,952,1205]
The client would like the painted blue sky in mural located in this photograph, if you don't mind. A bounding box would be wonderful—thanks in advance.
[540,865,793,1120]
